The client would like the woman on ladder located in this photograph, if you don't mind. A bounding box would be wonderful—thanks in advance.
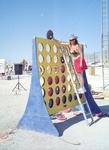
[69,35,87,93]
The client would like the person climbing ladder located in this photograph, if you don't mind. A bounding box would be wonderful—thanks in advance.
[69,35,87,93]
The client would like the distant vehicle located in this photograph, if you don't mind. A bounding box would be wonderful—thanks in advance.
[0,59,6,76]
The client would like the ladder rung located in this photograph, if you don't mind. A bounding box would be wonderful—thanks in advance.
[86,113,92,116]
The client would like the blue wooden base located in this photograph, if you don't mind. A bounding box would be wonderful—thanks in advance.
[18,38,59,136]
[83,72,102,114]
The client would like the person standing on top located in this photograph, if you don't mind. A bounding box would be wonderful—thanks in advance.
[69,35,87,93]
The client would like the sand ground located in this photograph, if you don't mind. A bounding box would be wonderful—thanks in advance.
[0,68,109,150]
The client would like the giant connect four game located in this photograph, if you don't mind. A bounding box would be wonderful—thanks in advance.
[36,37,85,115]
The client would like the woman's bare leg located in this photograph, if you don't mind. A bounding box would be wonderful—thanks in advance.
[78,73,84,88]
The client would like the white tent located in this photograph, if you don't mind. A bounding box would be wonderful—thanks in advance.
[0,59,6,74]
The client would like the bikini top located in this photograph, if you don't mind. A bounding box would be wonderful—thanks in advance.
[72,49,80,57]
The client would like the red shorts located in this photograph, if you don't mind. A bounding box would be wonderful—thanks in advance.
[74,56,87,73]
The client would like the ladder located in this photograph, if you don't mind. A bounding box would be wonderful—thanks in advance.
[57,40,94,126]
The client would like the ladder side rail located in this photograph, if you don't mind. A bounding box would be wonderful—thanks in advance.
[59,46,90,124]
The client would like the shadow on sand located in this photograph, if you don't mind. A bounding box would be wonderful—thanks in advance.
[54,105,109,136]
[100,104,109,113]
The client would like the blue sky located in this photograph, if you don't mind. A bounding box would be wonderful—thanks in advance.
[0,0,102,63]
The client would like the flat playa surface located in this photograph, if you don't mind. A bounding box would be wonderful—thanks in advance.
[0,68,109,150]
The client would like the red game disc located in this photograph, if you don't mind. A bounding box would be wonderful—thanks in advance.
[55,76,59,84]
[56,97,60,106]
[61,75,66,83]
[47,76,53,85]
[48,87,53,96]
[60,65,65,73]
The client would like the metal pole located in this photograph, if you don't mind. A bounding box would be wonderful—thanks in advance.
[18,75,20,90]
[101,0,105,90]
[101,35,105,90]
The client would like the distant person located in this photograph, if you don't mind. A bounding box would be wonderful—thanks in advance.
[69,35,87,93]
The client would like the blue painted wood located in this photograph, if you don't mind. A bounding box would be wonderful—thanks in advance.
[18,37,59,136]
[83,72,102,114]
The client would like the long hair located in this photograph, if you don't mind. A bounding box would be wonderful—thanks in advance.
[70,39,78,45]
